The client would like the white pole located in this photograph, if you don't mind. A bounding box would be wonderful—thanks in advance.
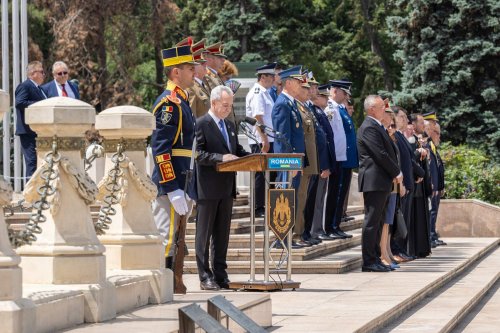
[1,0,10,179]
[12,0,21,192]
[20,0,27,187]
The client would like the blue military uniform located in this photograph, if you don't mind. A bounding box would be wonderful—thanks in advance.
[268,85,278,102]
[151,80,197,199]
[151,44,198,263]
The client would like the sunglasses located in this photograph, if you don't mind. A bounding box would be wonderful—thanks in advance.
[347,99,353,106]
[56,71,68,76]
[389,124,396,129]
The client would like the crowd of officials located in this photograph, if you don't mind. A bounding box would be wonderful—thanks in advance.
[14,38,446,290]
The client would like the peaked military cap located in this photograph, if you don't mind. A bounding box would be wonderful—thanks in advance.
[318,83,330,96]
[205,42,227,59]
[330,79,352,95]
[255,62,277,75]
[161,45,197,67]
[423,110,438,121]
[305,71,319,85]
[279,65,303,80]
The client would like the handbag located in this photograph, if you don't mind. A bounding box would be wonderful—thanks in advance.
[394,190,408,240]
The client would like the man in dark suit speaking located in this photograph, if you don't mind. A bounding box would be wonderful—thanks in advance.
[357,95,402,272]
[195,85,249,290]
[15,60,48,178]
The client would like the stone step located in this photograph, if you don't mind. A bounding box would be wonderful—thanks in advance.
[184,229,362,263]
[60,292,272,333]
[185,217,266,236]
[456,280,500,333]
[381,245,500,333]
[184,245,362,275]
[184,215,364,248]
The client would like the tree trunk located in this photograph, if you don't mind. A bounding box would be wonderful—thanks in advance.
[152,0,164,95]
[360,0,394,91]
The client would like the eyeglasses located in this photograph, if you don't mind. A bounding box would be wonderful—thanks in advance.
[347,99,353,106]
[56,71,68,76]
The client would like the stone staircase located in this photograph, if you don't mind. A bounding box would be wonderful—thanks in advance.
[184,191,366,274]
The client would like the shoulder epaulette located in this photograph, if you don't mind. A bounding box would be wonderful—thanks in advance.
[166,90,181,104]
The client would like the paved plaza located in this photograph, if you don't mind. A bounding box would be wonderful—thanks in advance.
[63,237,499,332]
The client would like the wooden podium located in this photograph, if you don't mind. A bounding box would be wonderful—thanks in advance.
[217,153,304,291]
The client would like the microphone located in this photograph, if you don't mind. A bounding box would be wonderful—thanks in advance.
[241,116,258,126]
[241,116,279,135]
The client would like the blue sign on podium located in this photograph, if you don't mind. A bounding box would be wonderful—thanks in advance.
[267,157,302,170]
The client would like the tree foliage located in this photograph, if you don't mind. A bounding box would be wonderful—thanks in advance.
[388,0,500,159]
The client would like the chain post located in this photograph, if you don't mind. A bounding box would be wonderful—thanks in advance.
[94,139,126,235]
[8,135,60,248]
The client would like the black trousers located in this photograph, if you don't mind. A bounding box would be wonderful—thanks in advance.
[324,163,341,234]
[19,134,37,178]
[250,142,275,210]
[362,191,390,266]
[195,197,234,283]
[332,168,353,229]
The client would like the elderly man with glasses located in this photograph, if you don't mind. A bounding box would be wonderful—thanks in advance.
[41,61,80,99]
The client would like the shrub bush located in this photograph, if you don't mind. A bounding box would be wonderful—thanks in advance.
[440,143,500,206]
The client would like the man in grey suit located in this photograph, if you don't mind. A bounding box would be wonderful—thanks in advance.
[357,95,402,272]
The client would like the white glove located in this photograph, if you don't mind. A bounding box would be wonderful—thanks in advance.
[167,189,189,216]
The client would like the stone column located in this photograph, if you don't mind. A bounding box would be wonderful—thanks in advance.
[0,90,35,333]
[16,97,116,322]
[95,105,171,303]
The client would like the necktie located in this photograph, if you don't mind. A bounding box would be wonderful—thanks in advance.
[38,86,47,99]
[61,84,68,97]
[218,119,229,149]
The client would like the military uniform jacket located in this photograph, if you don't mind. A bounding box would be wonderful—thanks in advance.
[203,67,236,124]
[339,107,359,169]
[310,103,337,172]
[427,141,445,192]
[271,92,308,166]
[150,80,197,199]
[188,79,210,118]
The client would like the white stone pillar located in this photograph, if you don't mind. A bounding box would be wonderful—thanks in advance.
[0,90,35,333]
[16,97,116,322]
[95,106,171,303]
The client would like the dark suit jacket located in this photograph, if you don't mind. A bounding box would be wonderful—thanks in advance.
[395,131,416,191]
[196,113,249,200]
[14,79,47,135]
[41,80,80,99]
[357,117,400,192]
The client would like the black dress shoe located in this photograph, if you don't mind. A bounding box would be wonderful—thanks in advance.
[334,228,353,239]
[436,239,447,246]
[255,208,265,218]
[216,279,231,289]
[326,232,343,240]
[362,263,391,272]
[294,239,312,247]
[200,279,220,291]
[302,236,320,245]
[431,240,438,248]
[316,233,336,241]
[341,216,355,222]
[291,241,304,249]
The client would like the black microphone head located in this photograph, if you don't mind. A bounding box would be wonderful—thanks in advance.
[243,116,258,126]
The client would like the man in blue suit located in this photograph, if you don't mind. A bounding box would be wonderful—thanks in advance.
[41,61,80,99]
[15,61,48,178]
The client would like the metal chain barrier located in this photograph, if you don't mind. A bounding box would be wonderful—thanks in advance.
[9,136,60,248]
[94,140,126,235]
[84,144,105,171]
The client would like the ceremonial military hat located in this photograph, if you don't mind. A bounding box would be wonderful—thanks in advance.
[192,39,207,53]
[175,36,193,47]
[330,79,352,95]
[161,45,197,67]
[192,49,206,63]
[318,83,330,96]
[423,110,438,121]
[255,62,276,75]
[205,42,227,59]
[305,71,319,85]
[279,65,303,80]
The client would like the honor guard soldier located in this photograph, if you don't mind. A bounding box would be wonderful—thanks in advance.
[151,44,198,269]
[245,62,277,217]
[187,39,211,118]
